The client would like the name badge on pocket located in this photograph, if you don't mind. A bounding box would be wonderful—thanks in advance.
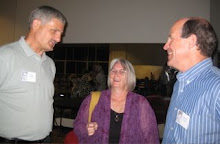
[21,71,36,82]
[176,109,190,130]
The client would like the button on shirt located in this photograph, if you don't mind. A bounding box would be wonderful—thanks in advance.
[162,58,220,144]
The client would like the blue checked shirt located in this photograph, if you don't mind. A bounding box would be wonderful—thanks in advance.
[162,58,220,144]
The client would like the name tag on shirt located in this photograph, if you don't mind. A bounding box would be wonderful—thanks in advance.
[21,71,36,82]
[176,109,190,130]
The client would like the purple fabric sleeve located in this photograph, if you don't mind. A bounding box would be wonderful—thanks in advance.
[74,89,160,144]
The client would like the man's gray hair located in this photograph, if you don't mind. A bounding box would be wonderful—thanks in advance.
[28,5,67,29]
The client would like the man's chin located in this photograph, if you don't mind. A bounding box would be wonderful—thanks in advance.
[167,61,173,67]
[48,46,54,51]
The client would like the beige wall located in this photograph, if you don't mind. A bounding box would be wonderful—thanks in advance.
[1,0,218,77]
[109,44,166,65]
[109,43,166,79]
[0,0,16,45]
[134,65,162,80]
[0,0,211,45]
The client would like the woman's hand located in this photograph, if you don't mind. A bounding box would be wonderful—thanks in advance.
[87,122,98,136]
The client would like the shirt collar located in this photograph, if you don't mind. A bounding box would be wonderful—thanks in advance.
[19,36,47,61]
[177,58,213,83]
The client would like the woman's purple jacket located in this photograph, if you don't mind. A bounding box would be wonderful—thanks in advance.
[73,89,160,144]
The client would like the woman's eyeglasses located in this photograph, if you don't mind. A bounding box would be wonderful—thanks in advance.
[110,69,127,76]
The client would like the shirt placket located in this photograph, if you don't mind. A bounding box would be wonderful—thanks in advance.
[170,78,186,143]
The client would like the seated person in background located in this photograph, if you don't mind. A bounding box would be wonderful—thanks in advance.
[73,58,159,144]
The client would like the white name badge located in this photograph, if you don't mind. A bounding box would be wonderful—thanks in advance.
[21,71,36,82]
[176,109,190,130]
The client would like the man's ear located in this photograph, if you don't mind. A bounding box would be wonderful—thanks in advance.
[32,19,41,30]
[188,34,197,49]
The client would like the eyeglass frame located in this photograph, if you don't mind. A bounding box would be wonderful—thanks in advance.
[109,69,127,76]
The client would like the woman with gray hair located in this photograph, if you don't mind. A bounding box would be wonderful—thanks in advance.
[74,58,159,144]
